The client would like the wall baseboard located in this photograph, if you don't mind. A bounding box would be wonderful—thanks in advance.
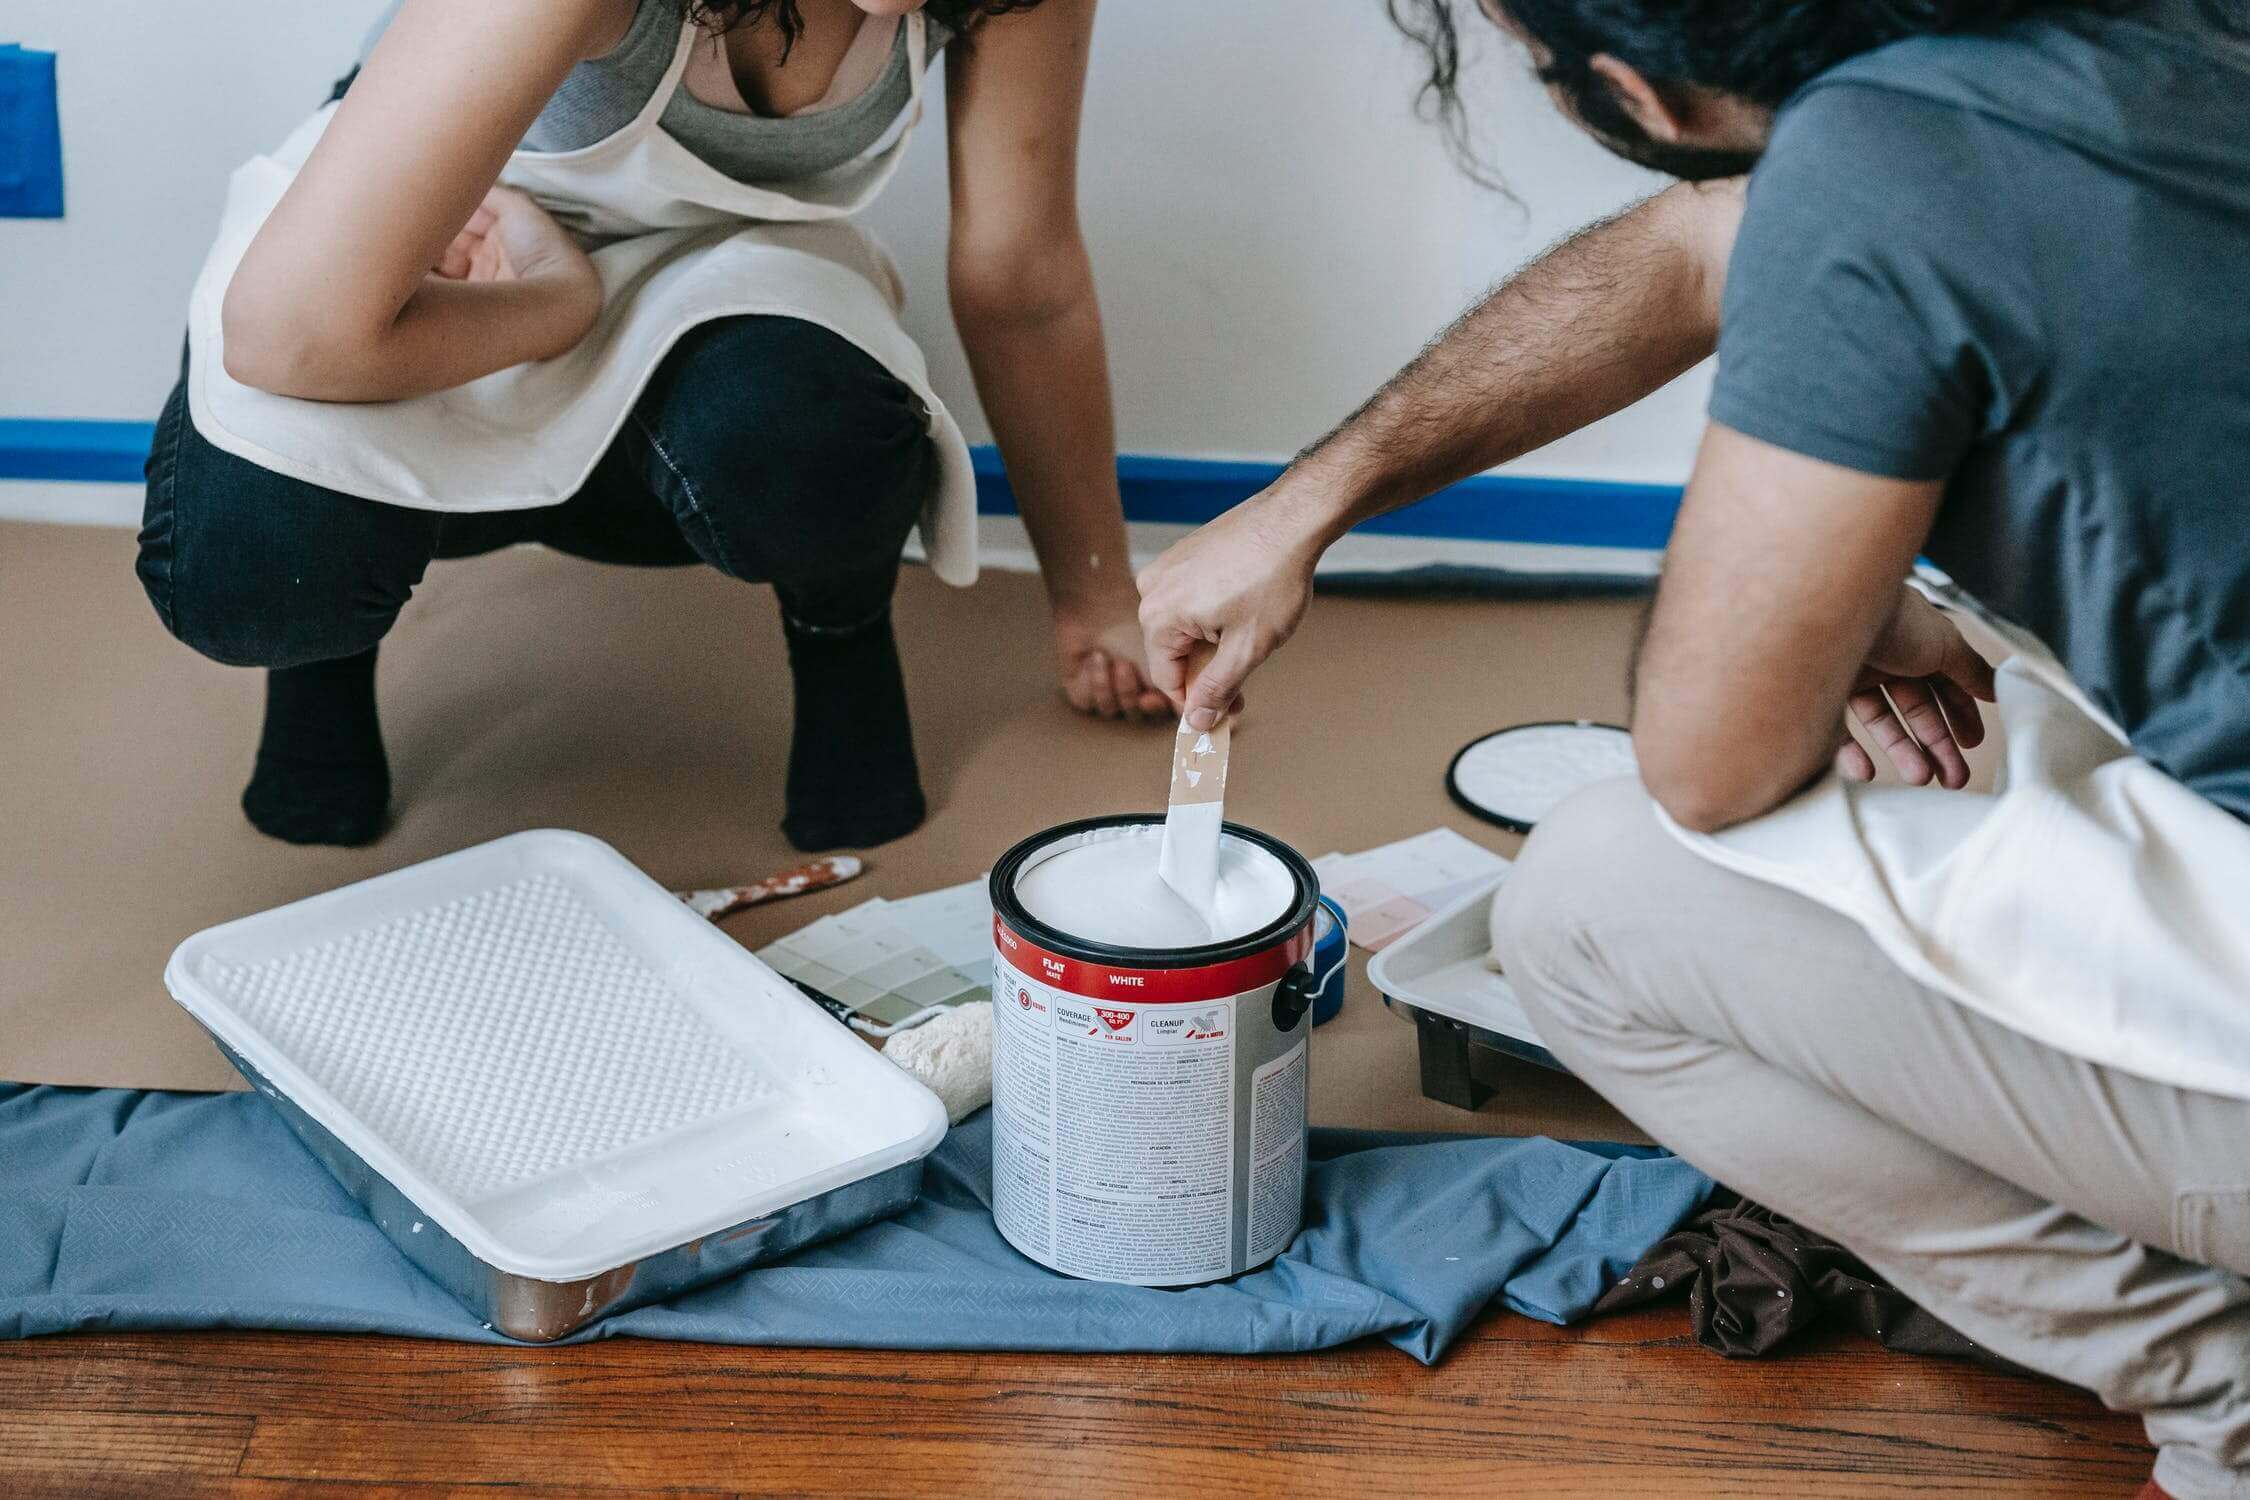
[0,480,143,526]
[1,418,1683,550]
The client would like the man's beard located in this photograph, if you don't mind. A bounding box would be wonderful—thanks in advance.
[1561,76,1764,181]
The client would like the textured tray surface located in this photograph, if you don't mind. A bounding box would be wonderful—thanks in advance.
[208,870,770,1204]
[167,831,948,1280]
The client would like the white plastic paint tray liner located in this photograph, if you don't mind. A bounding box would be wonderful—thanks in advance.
[1365,865,1566,1083]
[164,829,947,1339]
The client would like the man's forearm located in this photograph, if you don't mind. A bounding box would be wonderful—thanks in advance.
[1283,178,1741,542]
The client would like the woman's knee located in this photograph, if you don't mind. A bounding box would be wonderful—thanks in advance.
[152,535,419,670]
[634,316,935,584]
[139,406,436,668]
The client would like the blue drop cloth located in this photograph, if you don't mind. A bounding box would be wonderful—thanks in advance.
[1,1084,1709,1360]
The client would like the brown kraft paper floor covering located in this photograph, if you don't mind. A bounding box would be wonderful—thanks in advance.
[2,518,1664,1138]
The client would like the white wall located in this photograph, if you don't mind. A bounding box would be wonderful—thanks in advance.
[0,0,1707,506]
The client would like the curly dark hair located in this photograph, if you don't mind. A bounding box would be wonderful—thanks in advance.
[689,0,1045,55]
[1392,0,2242,180]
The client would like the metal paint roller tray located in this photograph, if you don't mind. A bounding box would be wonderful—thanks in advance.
[1364,866,1568,1109]
[164,829,948,1342]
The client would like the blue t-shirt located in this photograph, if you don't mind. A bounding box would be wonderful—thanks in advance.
[1711,0,2250,817]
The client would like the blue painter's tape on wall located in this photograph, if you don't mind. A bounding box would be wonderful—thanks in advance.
[0,45,66,219]
[0,418,1682,550]
[972,448,1681,552]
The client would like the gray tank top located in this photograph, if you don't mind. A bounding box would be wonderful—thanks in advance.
[358,0,949,186]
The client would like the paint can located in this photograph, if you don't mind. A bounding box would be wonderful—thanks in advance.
[988,815,1322,1286]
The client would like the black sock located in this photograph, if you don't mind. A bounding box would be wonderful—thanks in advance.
[241,647,392,847]
[779,603,925,852]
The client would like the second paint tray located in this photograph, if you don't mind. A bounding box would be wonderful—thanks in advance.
[1365,866,1566,1107]
[164,829,948,1340]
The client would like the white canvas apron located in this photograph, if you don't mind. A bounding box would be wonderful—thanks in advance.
[183,13,977,586]
[1664,574,2250,1102]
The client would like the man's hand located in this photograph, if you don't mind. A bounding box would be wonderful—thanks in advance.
[1634,426,1974,833]
[1136,490,1325,729]
[1132,182,1736,730]
[1838,587,1996,788]
[1052,594,1172,721]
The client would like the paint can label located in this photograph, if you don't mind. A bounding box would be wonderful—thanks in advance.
[1246,1038,1308,1266]
[993,953,1240,1283]
[988,907,1313,1286]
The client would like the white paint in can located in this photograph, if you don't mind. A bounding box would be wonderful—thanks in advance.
[989,818,1318,1286]
[1014,819,1292,948]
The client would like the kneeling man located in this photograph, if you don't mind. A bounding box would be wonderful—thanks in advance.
[1137,2,2250,1493]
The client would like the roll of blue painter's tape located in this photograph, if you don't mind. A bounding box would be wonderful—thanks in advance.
[1311,895,1348,1026]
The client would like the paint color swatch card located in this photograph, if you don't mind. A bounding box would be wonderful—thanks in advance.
[757,879,993,1032]
[1315,828,1507,952]
[883,879,994,971]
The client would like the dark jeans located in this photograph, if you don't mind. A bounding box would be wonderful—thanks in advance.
[139,315,937,670]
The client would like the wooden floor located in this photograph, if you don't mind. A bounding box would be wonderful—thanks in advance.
[1,1308,2151,1497]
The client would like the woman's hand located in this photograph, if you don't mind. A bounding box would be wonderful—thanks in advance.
[1836,587,1997,787]
[434,186,597,299]
[1052,594,1173,721]
[228,179,604,401]
[1136,489,1325,730]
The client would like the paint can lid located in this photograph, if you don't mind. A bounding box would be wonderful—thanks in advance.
[1446,721,1637,834]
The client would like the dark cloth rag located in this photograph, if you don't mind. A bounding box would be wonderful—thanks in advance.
[1593,1192,2003,1367]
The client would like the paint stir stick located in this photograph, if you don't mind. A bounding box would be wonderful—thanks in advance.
[1159,715,1231,918]
[677,855,865,922]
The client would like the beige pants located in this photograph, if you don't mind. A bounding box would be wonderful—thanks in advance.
[1496,778,2250,1500]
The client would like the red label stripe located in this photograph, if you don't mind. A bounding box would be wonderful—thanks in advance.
[993,915,1311,1003]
